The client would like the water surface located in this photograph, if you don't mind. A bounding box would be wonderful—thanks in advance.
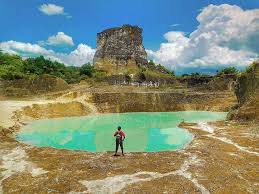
[17,111,226,152]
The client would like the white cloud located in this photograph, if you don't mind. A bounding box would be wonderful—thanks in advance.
[0,41,95,66]
[170,24,180,27]
[39,3,71,18]
[0,40,53,56]
[39,4,64,15]
[46,32,74,46]
[147,31,189,66]
[148,4,259,73]
[61,44,96,66]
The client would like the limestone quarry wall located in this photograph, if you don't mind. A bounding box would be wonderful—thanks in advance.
[228,61,259,121]
[14,91,236,125]
[93,25,148,75]
[2,75,69,96]
[90,92,236,113]
[235,61,259,105]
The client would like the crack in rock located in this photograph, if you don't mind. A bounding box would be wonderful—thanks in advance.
[198,122,259,156]
[0,147,48,193]
[79,154,210,194]
[207,134,259,156]
[197,122,215,133]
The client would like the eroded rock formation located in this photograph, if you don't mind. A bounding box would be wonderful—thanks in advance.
[228,61,259,121]
[90,91,235,113]
[93,25,148,75]
[2,75,69,96]
[235,61,259,105]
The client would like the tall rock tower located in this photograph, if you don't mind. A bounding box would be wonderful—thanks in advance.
[93,25,148,75]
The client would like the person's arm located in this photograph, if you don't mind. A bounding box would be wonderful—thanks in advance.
[122,131,126,140]
[114,131,117,136]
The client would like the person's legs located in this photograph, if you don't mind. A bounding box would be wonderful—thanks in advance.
[114,139,119,156]
[120,141,124,156]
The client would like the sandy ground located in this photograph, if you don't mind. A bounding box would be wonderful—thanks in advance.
[0,100,54,128]
[0,92,99,129]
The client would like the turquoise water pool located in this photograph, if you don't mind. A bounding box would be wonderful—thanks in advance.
[17,111,227,152]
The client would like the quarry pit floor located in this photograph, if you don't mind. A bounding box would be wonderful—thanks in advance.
[0,87,258,193]
[1,119,258,193]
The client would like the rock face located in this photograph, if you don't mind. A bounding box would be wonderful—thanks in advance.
[235,61,259,105]
[93,25,148,75]
[3,75,69,96]
[21,102,91,119]
[91,92,236,113]
[228,61,259,121]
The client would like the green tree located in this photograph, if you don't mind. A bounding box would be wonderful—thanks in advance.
[0,51,25,80]
[80,63,94,77]
[148,60,156,68]
[170,70,175,77]
[217,67,238,76]
[0,52,105,83]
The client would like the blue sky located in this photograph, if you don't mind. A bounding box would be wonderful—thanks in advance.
[0,0,259,74]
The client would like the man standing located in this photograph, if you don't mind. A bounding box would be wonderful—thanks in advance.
[114,126,126,156]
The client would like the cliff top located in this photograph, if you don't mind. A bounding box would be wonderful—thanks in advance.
[97,25,143,36]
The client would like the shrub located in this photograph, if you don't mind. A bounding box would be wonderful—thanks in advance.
[216,67,238,76]
[80,63,95,77]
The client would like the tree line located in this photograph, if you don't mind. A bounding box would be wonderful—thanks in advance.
[0,51,241,84]
[0,51,97,83]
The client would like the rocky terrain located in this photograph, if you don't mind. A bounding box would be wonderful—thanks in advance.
[93,25,148,75]
[5,88,234,125]
[91,90,235,113]
[1,75,69,97]
[0,80,258,193]
[0,115,258,193]
[228,61,259,121]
